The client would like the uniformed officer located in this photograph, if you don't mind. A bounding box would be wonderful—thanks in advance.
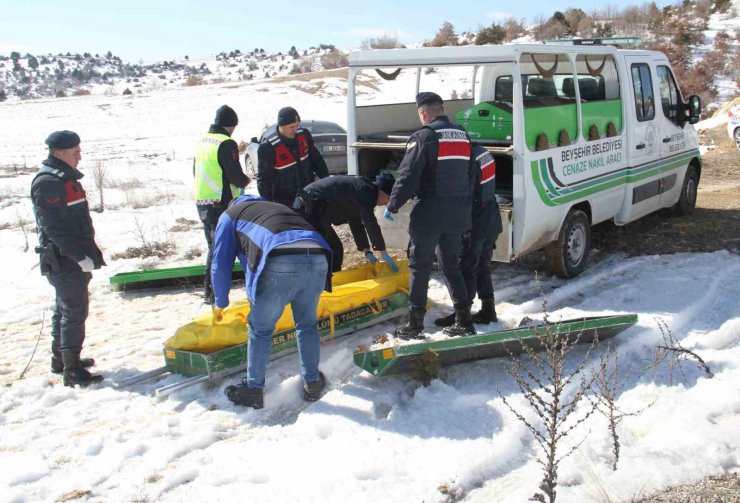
[293,173,399,272]
[435,143,503,327]
[385,92,476,339]
[31,130,105,387]
[256,106,329,207]
[193,105,250,304]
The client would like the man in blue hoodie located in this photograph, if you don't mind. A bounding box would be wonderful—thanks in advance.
[211,195,331,409]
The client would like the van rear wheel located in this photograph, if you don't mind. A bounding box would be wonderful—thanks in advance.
[545,209,590,278]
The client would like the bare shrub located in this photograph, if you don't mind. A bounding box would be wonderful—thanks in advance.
[122,88,133,95]
[498,294,597,503]
[430,21,457,47]
[91,159,107,212]
[504,18,526,41]
[183,75,204,87]
[169,217,197,233]
[320,49,348,70]
[361,32,401,49]
[654,317,714,383]
[182,246,203,260]
[14,209,33,252]
[111,216,175,260]
[590,346,656,471]
[73,89,91,96]
[106,177,144,190]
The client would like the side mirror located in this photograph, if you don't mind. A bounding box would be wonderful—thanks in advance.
[251,137,259,144]
[686,95,701,125]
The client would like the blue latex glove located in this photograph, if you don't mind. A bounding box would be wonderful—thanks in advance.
[380,252,399,272]
[383,209,394,221]
[364,251,379,264]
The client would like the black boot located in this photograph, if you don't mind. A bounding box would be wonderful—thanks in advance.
[395,310,426,340]
[51,341,95,374]
[434,312,456,327]
[204,287,215,306]
[442,306,476,337]
[471,297,497,324]
[61,351,104,387]
[303,372,327,402]
[225,378,264,409]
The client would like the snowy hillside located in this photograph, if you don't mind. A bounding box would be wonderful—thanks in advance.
[0,46,343,101]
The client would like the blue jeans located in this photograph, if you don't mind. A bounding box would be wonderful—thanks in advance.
[246,254,328,389]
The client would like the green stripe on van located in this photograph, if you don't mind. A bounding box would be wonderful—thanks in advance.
[531,149,700,206]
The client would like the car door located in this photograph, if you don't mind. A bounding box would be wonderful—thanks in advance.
[624,56,662,220]
[655,63,688,207]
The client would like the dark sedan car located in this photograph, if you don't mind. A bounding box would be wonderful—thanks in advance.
[245,120,348,176]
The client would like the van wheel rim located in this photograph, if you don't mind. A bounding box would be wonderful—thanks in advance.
[686,177,697,207]
[567,224,586,266]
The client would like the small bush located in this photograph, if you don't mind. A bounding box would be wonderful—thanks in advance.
[55,89,66,98]
[320,49,348,69]
[362,33,401,49]
[122,88,133,95]
[73,89,91,96]
[183,75,204,86]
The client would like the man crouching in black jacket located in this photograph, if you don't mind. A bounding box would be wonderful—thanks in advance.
[293,173,399,273]
[30,130,105,387]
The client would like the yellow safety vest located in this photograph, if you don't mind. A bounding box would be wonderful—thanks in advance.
[194,133,241,204]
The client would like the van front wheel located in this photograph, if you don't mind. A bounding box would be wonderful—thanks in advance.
[673,165,698,216]
[545,209,590,278]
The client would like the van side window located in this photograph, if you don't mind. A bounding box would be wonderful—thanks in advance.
[575,54,622,140]
[657,65,682,126]
[631,64,655,122]
[520,52,578,150]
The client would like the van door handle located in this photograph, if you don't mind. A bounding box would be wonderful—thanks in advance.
[662,137,671,143]
[636,143,646,150]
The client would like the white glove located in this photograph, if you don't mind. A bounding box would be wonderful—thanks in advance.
[78,256,95,273]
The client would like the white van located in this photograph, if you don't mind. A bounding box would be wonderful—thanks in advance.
[346,42,702,277]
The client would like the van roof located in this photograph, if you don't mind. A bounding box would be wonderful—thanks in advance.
[348,44,661,68]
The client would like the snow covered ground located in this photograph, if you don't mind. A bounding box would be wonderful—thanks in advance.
[1,69,739,503]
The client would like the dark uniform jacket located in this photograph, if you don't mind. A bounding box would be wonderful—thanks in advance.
[31,156,105,275]
[471,144,503,238]
[301,175,385,252]
[194,124,250,218]
[211,195,332,306]
[387,116,475,233]
[256,128,329,207]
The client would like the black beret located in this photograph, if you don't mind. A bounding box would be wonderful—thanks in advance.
[277,106,301,126]
[45,130,80,150]
[416,92,443,108]
[373,172,396,195]
[214,105,238,127]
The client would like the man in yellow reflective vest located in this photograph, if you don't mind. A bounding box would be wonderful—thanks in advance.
[194,105,250,304]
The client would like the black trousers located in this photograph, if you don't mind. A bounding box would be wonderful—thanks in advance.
[459,228,499,303]
[407,229,468,312]
[198,204,226,295]
[47,269,91,352]
[315,215,343,273]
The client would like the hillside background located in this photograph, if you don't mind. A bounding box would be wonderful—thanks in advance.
[1,0,738,113]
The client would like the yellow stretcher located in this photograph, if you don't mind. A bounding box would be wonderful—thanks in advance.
[165,260,410,353]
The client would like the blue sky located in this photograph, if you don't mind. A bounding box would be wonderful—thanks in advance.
[1,0,675,62]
